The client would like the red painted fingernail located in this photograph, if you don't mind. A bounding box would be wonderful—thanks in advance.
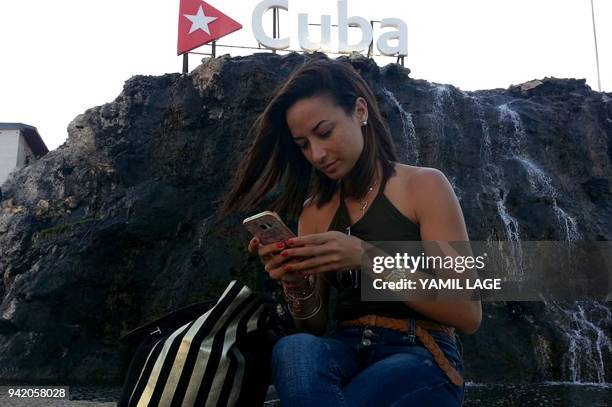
[277,242,284,248]
[287,239,295,245]
[281,251,288,257]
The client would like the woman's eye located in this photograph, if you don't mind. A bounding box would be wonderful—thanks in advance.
[320,130,332,138]
[298,143,308,150]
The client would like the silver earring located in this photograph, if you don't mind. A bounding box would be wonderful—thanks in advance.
[362,120,368,126]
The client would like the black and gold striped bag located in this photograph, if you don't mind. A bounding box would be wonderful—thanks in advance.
[119,280,287,407]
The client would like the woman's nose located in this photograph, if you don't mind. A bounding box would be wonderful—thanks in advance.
[310,141,327,164]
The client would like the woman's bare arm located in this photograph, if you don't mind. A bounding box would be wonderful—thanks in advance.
[399,168,482,334]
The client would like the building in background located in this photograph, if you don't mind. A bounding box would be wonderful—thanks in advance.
[0,123,48,186]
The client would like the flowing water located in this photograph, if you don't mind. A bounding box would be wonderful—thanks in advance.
[509,149,611,384]
[404,90,612,389]
[382,87,419,165]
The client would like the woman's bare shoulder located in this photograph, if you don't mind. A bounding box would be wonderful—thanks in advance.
[393,164,451,193]
[388,164,451,224]
[393,163,443,181]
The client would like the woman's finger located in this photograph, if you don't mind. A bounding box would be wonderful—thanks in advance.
[267,264,290,280]
[265,256,306,278]
[247,237,259,253]
[258,241,286,257]
[285,231,336,248]
[283,254,340,272]
[280,244,334,259]
[260,253,272,264]
[299,262,343,275]
[265,253,292,270]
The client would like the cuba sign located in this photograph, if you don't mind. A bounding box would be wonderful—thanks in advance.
[252,0,407,56]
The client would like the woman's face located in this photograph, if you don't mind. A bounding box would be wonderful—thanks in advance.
[286,94,368,180]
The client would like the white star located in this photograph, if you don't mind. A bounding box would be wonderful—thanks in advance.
[184,5,217,35]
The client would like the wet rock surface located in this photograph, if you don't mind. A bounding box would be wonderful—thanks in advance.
[1,52,611,387]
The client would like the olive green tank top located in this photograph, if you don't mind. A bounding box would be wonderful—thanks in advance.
[325,169,436,323]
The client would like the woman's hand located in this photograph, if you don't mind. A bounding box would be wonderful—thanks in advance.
[274,231,365,276]
[247,237,294,280]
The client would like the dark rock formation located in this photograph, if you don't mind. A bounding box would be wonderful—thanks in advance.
[1,52,611,385]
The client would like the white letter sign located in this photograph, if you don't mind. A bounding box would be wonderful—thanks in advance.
[377,18,408,56]
[338,0,373,53]
[298,13,332,52]
[252,0,407,57]
[252,0,290,49]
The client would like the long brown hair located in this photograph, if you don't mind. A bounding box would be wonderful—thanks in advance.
[221,56,398,219]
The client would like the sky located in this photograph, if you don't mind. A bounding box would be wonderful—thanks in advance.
[0,0,610,151]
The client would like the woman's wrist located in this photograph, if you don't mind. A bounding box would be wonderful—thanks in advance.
[349,235,367,270]
[281,273,322,319]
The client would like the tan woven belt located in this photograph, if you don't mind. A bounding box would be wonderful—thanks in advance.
[339,314,464,387]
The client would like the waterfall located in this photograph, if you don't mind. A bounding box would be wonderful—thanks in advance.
[544,300,612,383]
[471,96,492,162]
[432,84,453,138]
[382,82,610,384]
[497,103,527,155]
[513,156,611,383]
[382,87,419,165]
[514,156,581,242]
[434,84,453,111]
[553,205,581,243]
[491,103,528,278]
[427,84,452,163]
[514,156,556,198]
[495,190,524,279]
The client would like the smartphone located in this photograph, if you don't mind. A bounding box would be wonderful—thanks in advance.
[242,211,296,245]
[244,211,313,287]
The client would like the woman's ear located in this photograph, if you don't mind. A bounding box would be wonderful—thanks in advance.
[354,97,368,124]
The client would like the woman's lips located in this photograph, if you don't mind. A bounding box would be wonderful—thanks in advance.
[321,160,338,173]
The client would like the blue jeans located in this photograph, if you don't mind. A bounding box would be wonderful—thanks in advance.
[271,318,465,406]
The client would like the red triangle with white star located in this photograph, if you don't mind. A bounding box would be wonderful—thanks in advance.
[177,0,242,55]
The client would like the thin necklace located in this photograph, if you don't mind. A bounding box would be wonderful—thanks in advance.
[359,179,377,213]
[343,177,378,235]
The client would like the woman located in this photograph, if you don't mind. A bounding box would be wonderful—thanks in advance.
[222,56,481,406]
